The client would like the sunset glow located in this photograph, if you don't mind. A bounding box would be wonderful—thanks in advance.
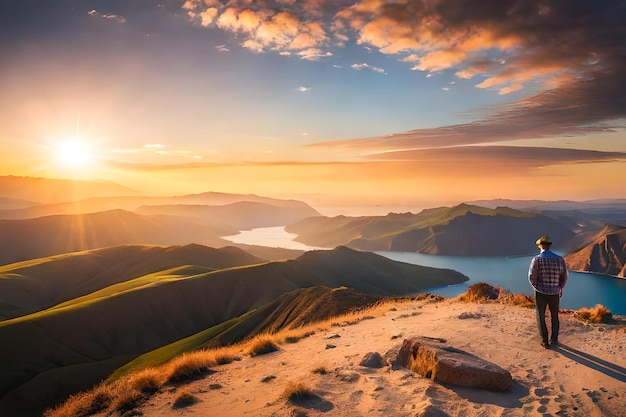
[55,140,93,168]
[1,0,625,212]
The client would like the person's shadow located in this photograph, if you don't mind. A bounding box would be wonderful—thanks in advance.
[553,343,626,382]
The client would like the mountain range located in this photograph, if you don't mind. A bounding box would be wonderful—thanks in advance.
[1,175,625,416]
[286,204,576,256]
[0,189,320,266]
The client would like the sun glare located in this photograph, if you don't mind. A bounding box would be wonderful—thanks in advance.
[55,140,93,168]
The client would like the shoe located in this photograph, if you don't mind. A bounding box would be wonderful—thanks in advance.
[541,341,550,349]
[550,340,559,347]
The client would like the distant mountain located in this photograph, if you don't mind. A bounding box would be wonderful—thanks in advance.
[564,225,626,277]
[134,200,320,229]
[0,191,320,220]
[0,197,319,266]
[468,198,626,232]
[468,198,626,212]
[0,175,138,204]
[286,203,575,256]
[0,245,467,417]
[0,209,232,266]
[0,197,37,210]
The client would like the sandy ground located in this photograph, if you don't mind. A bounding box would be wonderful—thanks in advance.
[128,297,625,417]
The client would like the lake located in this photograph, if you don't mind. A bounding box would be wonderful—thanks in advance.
[223,227,626,316]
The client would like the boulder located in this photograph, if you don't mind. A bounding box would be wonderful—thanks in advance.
[359,352,387,368]
[394,337,512,391]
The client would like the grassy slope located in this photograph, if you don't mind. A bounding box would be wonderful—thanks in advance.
[0,244,262,320]
[0,247,467,417]
[109,286,386,380]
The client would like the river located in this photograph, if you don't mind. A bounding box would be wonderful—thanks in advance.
[223,227,626,316]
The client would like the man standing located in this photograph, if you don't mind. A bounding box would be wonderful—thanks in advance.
[528,235,568,349]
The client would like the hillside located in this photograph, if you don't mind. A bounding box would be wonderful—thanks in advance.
[108,285,387,380]
[0,244,262,320]
[564,225,626,278]
[0,246,467,417]
[0,209,232,265]
[286,204,574,256]
[46,296,626,417]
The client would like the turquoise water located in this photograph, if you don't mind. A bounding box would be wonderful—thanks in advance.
[381,252,626,316]
[223,227,626,316]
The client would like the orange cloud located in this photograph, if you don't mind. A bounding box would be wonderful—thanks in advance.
[182,0,626,142]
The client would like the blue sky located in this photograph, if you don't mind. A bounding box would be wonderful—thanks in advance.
[1,0,625,213]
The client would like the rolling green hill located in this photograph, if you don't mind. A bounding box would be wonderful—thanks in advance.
[286,203,575,256]
[0,245,467,417]
[0,244,262,320]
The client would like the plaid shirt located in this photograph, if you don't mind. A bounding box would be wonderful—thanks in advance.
[528,249,568,295]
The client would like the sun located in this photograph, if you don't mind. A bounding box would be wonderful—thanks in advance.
[55,140,94,168]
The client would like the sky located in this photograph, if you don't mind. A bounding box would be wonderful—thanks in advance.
[1,0,625,215]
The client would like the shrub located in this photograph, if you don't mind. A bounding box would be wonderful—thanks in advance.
[172,391,199,409]
[458,282,499,303]
[283,382,316,402]
[576,304,613,323]
[248,337,280,357]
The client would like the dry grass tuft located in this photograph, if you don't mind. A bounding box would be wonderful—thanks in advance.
[172,390,199,409]
[496,290,535,308]
[458,282,499,303]
[576,304,613,323]
[43,386,113,417]
[164,351,217,382]
[457,284,535,308]
[283,381,316,402]
[248,336,280,356]
[109,378,146,413]
[128,368,166,394]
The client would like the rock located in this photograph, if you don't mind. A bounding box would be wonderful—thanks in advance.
[415,402,450,417]
[359,352,387,368]
[394,337,512,391]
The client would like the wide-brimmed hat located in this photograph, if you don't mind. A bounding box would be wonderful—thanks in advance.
[535,235,552,245]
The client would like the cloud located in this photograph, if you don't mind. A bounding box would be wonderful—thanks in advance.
[88,9,126,23]
[365,146,626,169]
[184,1,335,59]
[297,86,312,92]
[182,0,626,145]
[351,63,387,75]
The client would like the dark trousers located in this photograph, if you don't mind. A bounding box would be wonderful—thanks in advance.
[535,291,560,343]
